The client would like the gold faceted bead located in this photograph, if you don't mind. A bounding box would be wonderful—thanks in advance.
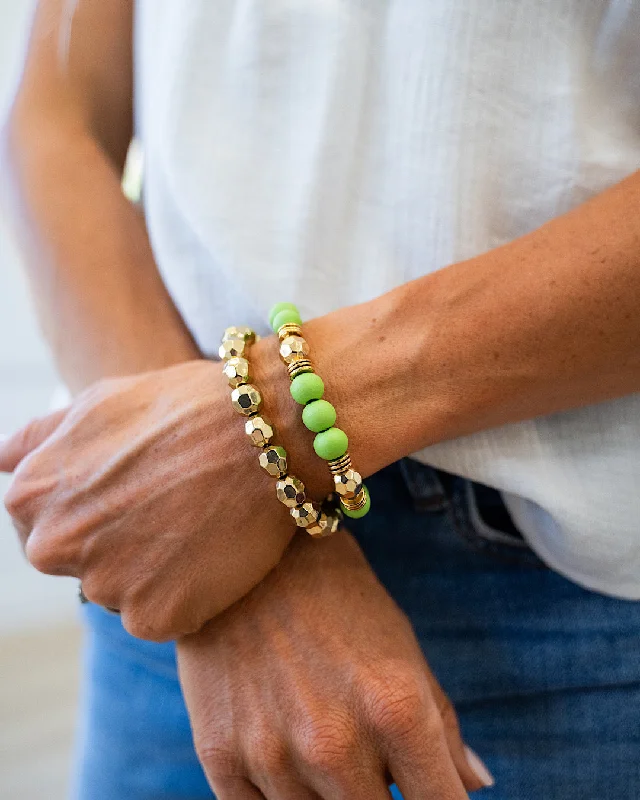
[258,445,287,477]
[222,356,250,388]
[219,338,246,361]
[245,415,274,447]
[333,468,363,500]
[275,475,306,508]
[231,384,261,416]
[306,512,331,538]
[279,335,309,365]
[223,326,255,343]
[290,501,321,528]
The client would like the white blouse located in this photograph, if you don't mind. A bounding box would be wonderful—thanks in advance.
[135,0,640,598]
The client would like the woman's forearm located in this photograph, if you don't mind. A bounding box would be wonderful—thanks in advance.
[1,0,199,395]
[3,117,200,393]
[253,169,640,494]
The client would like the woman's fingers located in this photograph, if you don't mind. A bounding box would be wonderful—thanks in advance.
[252,772,323,800]
[0,408,67,472]
[425,672,494,792]
[212,777,267,799]
[388,733,470,800]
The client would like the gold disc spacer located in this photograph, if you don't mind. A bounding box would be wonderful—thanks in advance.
[277,323,303,341]
[287,359,314,380]
[328,453,352,475]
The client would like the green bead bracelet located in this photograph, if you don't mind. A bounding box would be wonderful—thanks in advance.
[270,302,371,519]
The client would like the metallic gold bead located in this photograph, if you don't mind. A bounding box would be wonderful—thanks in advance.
[287,358,314,380]
[328,453,352,475]
[277,322,303,341]
[333,469,363,500]
[222,326,255,343]
[290,501,321,528]
[231,384,261,416]
[219,338,246,361]
[222,356,250,388]
[245,415,274,447]
[305,512,331,538]
[275,475,306,508]
[258,445,287,476]
[279,335,309,365]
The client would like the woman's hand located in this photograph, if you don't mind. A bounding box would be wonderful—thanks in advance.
[0,359,302,641]
[178,532,493,799]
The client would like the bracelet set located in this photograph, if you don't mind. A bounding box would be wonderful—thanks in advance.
[218,306,370,538]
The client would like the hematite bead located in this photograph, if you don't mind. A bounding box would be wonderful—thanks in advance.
[245,415,274,447]
[219,338,246,361]
[222,356,250,388]
[275,475,306,508]
[222,326,255,343]
[231,384,261,416]
[279,335,309,365]
[333,468,363,501]
[259,445,287,477]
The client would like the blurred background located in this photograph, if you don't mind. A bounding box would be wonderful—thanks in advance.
[0,3,81,798]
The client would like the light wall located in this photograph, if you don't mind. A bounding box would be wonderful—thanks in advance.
[0,0,78,634]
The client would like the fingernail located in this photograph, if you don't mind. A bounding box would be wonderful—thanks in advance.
[464,746,495,788]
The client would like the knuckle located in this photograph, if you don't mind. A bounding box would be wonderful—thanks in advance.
[194,735,239,777]
[4,473,33,520]
[24,532,64,575]
[247,730,289,777]
[364,666,427,741]
[296,715,357,775]
[121,609,167,643]
[80,575,118,610]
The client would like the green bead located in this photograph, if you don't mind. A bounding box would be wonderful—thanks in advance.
[302,399,336,432]
[270,304,301,331]
[341,485,371,519]
[290,372,324,405]
[268,302,299,327]
[313,427,348,460]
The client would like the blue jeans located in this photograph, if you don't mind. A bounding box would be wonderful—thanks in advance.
[73,461,640,799]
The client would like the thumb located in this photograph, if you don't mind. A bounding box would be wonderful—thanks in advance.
[0,408,68,472]
[426,672,495,792]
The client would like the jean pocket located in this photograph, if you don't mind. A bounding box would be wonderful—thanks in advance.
[450,479,547,568]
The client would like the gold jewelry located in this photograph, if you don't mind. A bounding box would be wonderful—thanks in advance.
[219,325,339,537]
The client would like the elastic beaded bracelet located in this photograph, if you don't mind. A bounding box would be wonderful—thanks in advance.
[269,305,371,519]
[219,326,340,538]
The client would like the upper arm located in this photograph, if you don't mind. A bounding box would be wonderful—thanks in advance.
[10,0,134,170]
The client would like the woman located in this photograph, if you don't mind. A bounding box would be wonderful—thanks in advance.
[1,1,639,798]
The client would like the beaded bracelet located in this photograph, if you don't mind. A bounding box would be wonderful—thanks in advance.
[268,303,371,519]
[219,325,341,538]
